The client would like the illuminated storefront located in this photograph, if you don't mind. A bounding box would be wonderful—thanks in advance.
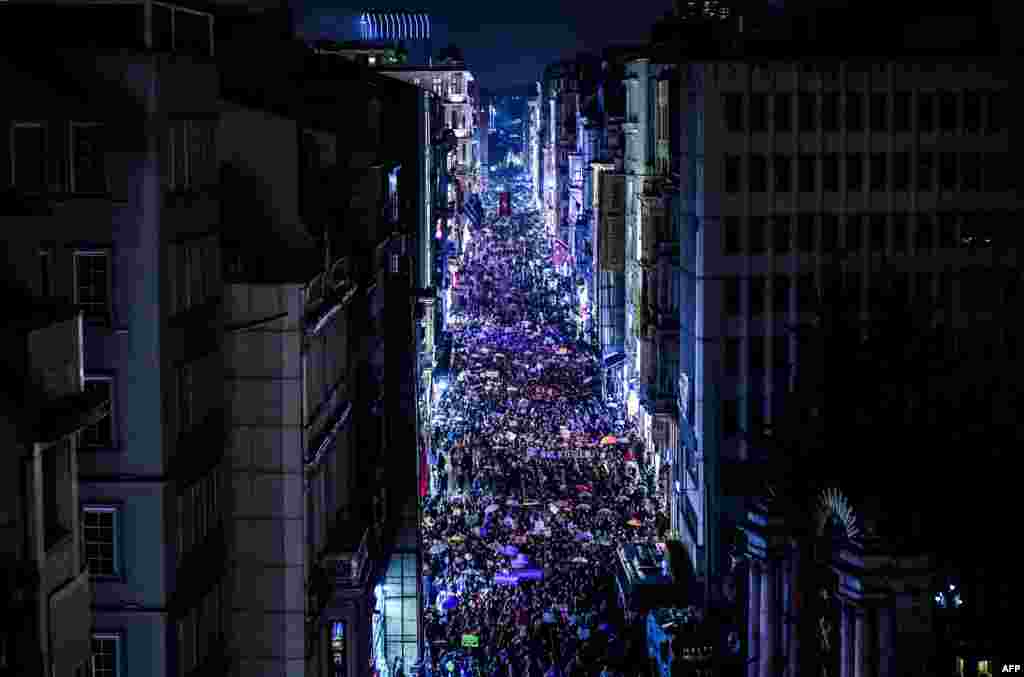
[330,621,347,677]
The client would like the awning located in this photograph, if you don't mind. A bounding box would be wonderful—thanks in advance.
[602,352,627,370]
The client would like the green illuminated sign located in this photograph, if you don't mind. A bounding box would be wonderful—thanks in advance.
[461,634,479,648]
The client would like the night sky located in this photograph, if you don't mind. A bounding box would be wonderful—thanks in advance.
[297,0,674,90]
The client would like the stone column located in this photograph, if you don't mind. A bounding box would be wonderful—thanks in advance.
[760,559,776,677]
[749,561,762,677]
[840,602,853,677]
[877,606,895,677]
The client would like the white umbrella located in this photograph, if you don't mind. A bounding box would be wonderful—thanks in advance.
[430,543,448,555]
[485,504,500,514]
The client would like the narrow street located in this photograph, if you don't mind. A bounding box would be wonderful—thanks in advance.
[421,171,664,677]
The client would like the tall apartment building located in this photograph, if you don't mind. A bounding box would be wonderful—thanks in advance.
[526,83,543,210]
[621,58,682,479]
[671,56,1018,676]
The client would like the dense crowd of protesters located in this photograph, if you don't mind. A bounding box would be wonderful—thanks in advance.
[422,176,665,677]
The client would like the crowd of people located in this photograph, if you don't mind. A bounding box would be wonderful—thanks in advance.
[422,175,666,677]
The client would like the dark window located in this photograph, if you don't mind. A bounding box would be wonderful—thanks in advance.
[750,155,768,192]
[772,335,789,372]
[821,214,838,253]
[844,271,862,301]
[846,154,863,192]
[822,93,839,131]
[938,153,957,192]
[915,214,933,252]
[11,123,47,193]
[725,155,741,194]
[725,278,740,316]
[984,153,1010,192]
[152,4,173,50]
[39,246,53,297]
[749,216,766,254]
[772,215,791,254]
[748,338,765,383]
[723,399,739,436]
[750,94,768,131]
[869,153,886,192]
[74,251,111,320]
[963,91,981,133]
[822,154,839,191]
[175,9,211,57]
[984,91,1004,134]
[798,93,817,132]
[961,152,981,191]
[891,214,908,254]
[845,214,862,252]
[870,215,887,252]
[893,152,910,191]
[796,272,816,307]
[82,379,113,447]
[724,338,741,375]
[749,276,765,316]
[748,395,765,435]
[773,274,790,314]
[71,124,106,194]
[773,154,792,193]
[918,92,935,133]
[723,216,741,254]
[938,213,958,249]
[870,93,888,132]
[797,214,816,253]
[938,91,957,132]
[917,152,934,192]
[894,92,911,132]
[774,93,792,132]
[798,154,816,192]
[83,507,118,577]
[724,94,744,132]
[844,92,863,131]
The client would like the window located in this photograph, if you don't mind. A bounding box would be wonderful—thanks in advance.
[869,153,886,192]
[748,339,765,384]
[894,91,911,132]
[893,152,910,191]
[772,335,789,373]
[984,91,1004,134]
[178,364,194,436]
[798,154,816,193]
[773,274,790,314]
[152,3,173,50]
[748,216,766,254]
[43,439,73,547]
[844,92,863,131]
[846,154,863,192]
[938,91,957,132]
[10,122,47,193]
[772,216,791,254]
[774,93,792,132]
[798,93,817,132]
[821,214,838,253]
[92,634,121,677]
[724,278,740,316]
[845,215,862,252]
[750,94,768,132]
[82,377,114,448]
[822,93,839,131]
[70,122,107,193]
[870,215,887,253]
[749,155,767,192]
[83,506,119,577]
[938,213,958,249]
[914,214,933,252]
[917,152,934,192]
[891,214,908,255]
[74,251,111,321]
[822,154,838,191]
[797,272,817,307]
[724,338,741,375]
[963,91,981,133]
[961,152,981,191]
[724,155,741,194]
[939,152,957,192]
[869,93,888,132]
[917,92,935,133]
[724,94,744,132]
[723,216,741,255]
[773,154,792,193]
[39,245,54,297]
[165,119,216,192]
[797,214,816,253]
[722,399,739,437]
[749,276,765,316]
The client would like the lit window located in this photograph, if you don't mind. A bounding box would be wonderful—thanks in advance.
[368,55,376,65]
[82,506,119,577]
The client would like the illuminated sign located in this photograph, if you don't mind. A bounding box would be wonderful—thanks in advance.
[461,634,479,647]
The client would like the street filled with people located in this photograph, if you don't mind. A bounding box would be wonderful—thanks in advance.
[422,172,666,677]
